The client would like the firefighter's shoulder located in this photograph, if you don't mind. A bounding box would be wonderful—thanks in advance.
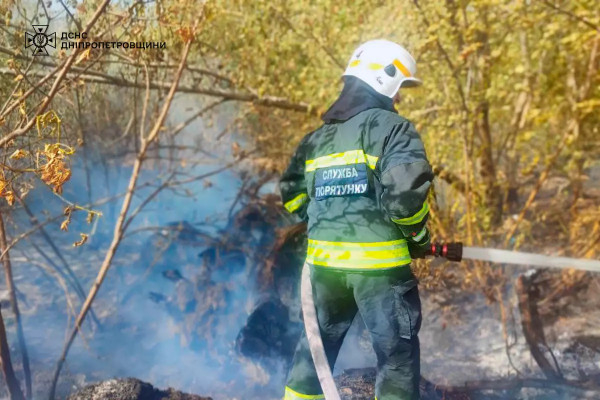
[369,109,414,129]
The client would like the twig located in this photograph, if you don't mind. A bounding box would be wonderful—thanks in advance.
[0,213,66,262]
[503,128,571,247]
[431,164,468,194]
[122,171,177,232]
[0,57,35,116]
[169,99,226,137]
[0,67,316,115]
[13,255,78,329]
[411,0,470,115]
[15,194,101,329]
[0,0,112,148]
[48,17,197,400]
[495,287,523,376]
[57,0,82,31]
[540,0,600,32]
[516,274,562,380]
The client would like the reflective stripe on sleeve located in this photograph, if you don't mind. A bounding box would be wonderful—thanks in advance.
[284,193,308,213]
[306,238,411,269]
[391,202,430,226]
[412,226,428,242]
[365,154,378,169]
[284,386,325,400]
[305,150,378,172]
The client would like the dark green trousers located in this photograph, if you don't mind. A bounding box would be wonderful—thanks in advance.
[285,266,421,400]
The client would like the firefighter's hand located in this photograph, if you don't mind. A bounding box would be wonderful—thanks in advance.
[408,241,430,259]
[407,227,431,259]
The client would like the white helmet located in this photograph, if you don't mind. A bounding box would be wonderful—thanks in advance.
[343,40,421,98]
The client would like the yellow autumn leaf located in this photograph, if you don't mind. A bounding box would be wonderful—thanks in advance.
[75,49,91,65]
[14,74,23,81]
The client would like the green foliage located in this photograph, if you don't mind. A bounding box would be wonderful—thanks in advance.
[198,0,599,253]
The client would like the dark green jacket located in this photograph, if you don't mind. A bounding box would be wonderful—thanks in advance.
[280,78,433,270]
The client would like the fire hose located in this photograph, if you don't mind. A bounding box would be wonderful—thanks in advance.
[300,243,600,400]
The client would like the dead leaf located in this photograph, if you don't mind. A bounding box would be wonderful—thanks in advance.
[39,144,72,193]
[10,149,29,160]
[176,27,195,42]
[60,218,70,231]
[73,233,88,247]
[3,191,15,206]
[231,142,241,157]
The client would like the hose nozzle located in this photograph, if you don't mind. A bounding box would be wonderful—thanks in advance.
[431,242,463,262]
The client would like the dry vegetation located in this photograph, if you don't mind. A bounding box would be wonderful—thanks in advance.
[0,0,599,399]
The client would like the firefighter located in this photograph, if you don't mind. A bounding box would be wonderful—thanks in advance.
[279,40,433,400]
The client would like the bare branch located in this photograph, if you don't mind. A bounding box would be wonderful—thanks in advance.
[540,0,600,32]
[0,64,316,116]
[0,0,112,149]
[48,17,198,399]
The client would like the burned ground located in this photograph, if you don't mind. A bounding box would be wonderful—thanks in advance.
[68,378,211,400]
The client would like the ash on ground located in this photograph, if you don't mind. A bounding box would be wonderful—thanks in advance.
[68,378,211,400]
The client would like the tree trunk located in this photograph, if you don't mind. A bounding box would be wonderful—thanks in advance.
[516,274,562,380]
[477,100,502,226]
[0,304,25,400]
[474,7,503,227]
[0,212,31,398]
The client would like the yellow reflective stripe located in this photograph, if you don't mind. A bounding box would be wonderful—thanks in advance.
[349,59,361,67]
[284,386,324,400]
[365,154,378,169]
[306,239,411,269]
[393,59,412,77]
[307,256,411,269]
[392,202,430,225]
[413,226,427,242]
[368,63,383,70]
[308,238,406,248]
[284,193,308,213]
[305,150,378,172]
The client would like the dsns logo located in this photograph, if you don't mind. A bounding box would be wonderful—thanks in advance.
[25,24,56,56]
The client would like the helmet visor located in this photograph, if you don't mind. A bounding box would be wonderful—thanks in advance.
[400,77,422,88]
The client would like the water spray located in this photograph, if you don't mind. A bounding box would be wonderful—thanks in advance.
[430,242,600,272]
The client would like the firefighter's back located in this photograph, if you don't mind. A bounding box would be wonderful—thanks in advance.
[302,108,411,271]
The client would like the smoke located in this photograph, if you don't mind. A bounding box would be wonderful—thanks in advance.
[6,97,592,400]
[1,101,295,400]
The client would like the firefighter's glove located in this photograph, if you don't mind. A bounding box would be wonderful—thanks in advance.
[407,226,431,259]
